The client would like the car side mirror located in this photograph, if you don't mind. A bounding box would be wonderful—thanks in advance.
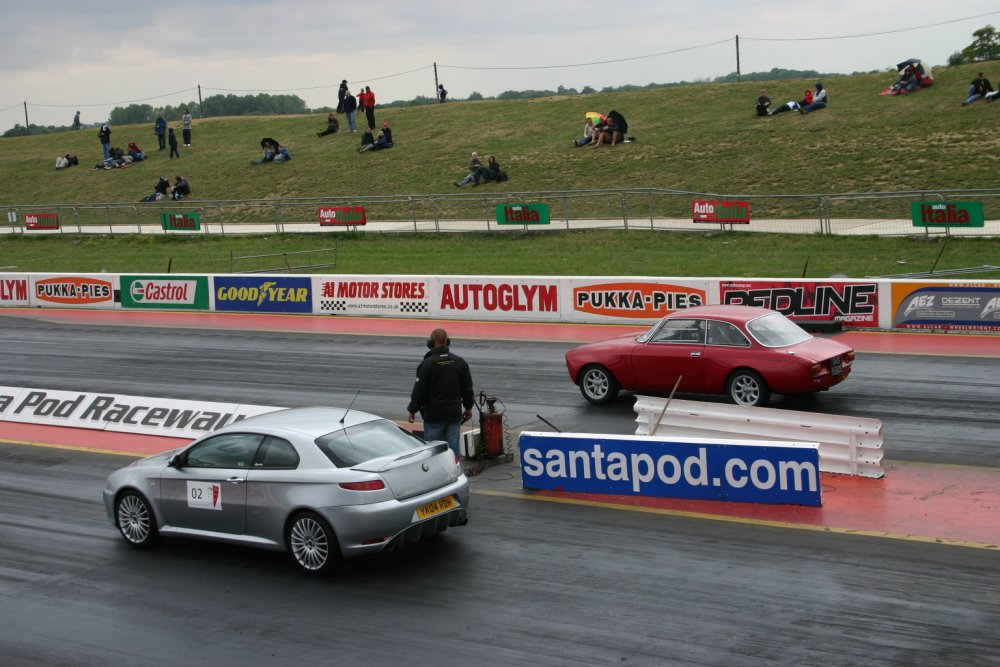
[168,454,182,468]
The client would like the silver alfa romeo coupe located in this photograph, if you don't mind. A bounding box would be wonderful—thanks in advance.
[103,406,470,574]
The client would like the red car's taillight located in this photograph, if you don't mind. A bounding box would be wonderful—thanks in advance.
[845,351,856,362]
[339,480,386,491]
[810,363,823,375]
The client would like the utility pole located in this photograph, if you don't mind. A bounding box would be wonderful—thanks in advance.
[433,62,439,100]
[23,102,29,135]
[198,85,204,118]
[736,35,741,82]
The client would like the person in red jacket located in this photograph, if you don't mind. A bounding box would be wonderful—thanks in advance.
[360,86,376,130]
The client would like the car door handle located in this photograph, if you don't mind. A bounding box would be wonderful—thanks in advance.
[226,476,245,484]
[690,352,701,358]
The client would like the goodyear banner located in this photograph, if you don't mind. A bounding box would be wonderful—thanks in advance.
[213,276,312,313]
[120,276,210,310]
[519,432,821,506]
[891,282,1000,331]
[565,279,711,323]
[720,280,879,328]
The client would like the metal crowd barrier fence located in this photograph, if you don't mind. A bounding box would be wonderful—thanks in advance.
[4,188,1000,237]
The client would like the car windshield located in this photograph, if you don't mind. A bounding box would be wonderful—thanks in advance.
[315,419,427,467]
[746,312,812,347]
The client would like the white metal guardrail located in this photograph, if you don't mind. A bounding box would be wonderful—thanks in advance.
[634,396,885,478]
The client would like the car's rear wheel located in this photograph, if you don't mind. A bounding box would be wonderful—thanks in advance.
[726,370,771,407]
[579,365,620,404]
[115,491,159,547]
[287,512,339,575]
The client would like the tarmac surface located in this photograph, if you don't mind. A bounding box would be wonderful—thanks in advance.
[0,308,998,665]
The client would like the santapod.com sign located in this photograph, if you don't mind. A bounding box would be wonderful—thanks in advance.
[519,432,821,506]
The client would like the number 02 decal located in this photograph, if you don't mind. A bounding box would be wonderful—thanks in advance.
[187,481,222,510]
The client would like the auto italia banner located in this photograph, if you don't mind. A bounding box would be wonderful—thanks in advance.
[720,280,879,327]
[891,282,1000,331]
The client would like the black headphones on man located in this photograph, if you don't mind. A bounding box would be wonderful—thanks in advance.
[426,336,451,349]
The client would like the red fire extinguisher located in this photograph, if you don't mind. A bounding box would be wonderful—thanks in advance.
[476,393,505,456]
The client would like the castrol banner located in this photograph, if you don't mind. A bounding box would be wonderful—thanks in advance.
[30,274,117,309]
[430,277,560,322]
[566,279,711,323]
[314,275,430,316]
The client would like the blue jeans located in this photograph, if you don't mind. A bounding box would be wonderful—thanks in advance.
[346,112,356,131]
[800,101,826,114]
[101,143,110,161]
[422,421,461,458]
[457,172,476,186]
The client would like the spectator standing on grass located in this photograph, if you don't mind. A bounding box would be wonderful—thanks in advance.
[337,79,348,113]
[181,108,193,146]
[98,123,111,161]
[361,86,376,130]
[438,84,447,103]
[343,89,358,132]
[962,72,994,106]
[154,113,167,150]
[168,127,180,159]
[407,328,475,459]
[73,111,81,130]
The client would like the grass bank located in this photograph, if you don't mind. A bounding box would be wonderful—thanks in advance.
[3,231,998,279]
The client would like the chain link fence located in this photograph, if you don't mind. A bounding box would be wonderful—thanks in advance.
[4,188,1000,237]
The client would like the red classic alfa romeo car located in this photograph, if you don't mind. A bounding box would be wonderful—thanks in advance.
[566,305,855,407]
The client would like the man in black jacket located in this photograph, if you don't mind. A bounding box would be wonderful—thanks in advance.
[407,329,475,457]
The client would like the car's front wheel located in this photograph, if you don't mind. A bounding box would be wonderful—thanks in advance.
[726,370,771,407]
[115,491,159,547]
[287,512,339,575]
[579,365,620,404]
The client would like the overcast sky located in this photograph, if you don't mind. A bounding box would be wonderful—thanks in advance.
[2,1,997,129]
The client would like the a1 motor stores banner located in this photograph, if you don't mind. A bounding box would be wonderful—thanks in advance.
[566,279,711,323]
[30,274,117,309]
[0,275,30,306]
[314,275,429,316]
[720,280,879,327]
[120,276,211,310]
[213,276,312,313]
[891,282,1000,331]
[430,276,560,321]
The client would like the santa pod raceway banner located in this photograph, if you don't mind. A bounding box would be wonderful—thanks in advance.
[519,432,822,507]
[719,279,879,328]
[891,281,1000,331]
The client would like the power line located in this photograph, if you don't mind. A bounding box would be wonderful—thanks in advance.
[27,88,199,109]
[203,64,434,94]
[743,9,1000,42]
[439,39,733,71]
